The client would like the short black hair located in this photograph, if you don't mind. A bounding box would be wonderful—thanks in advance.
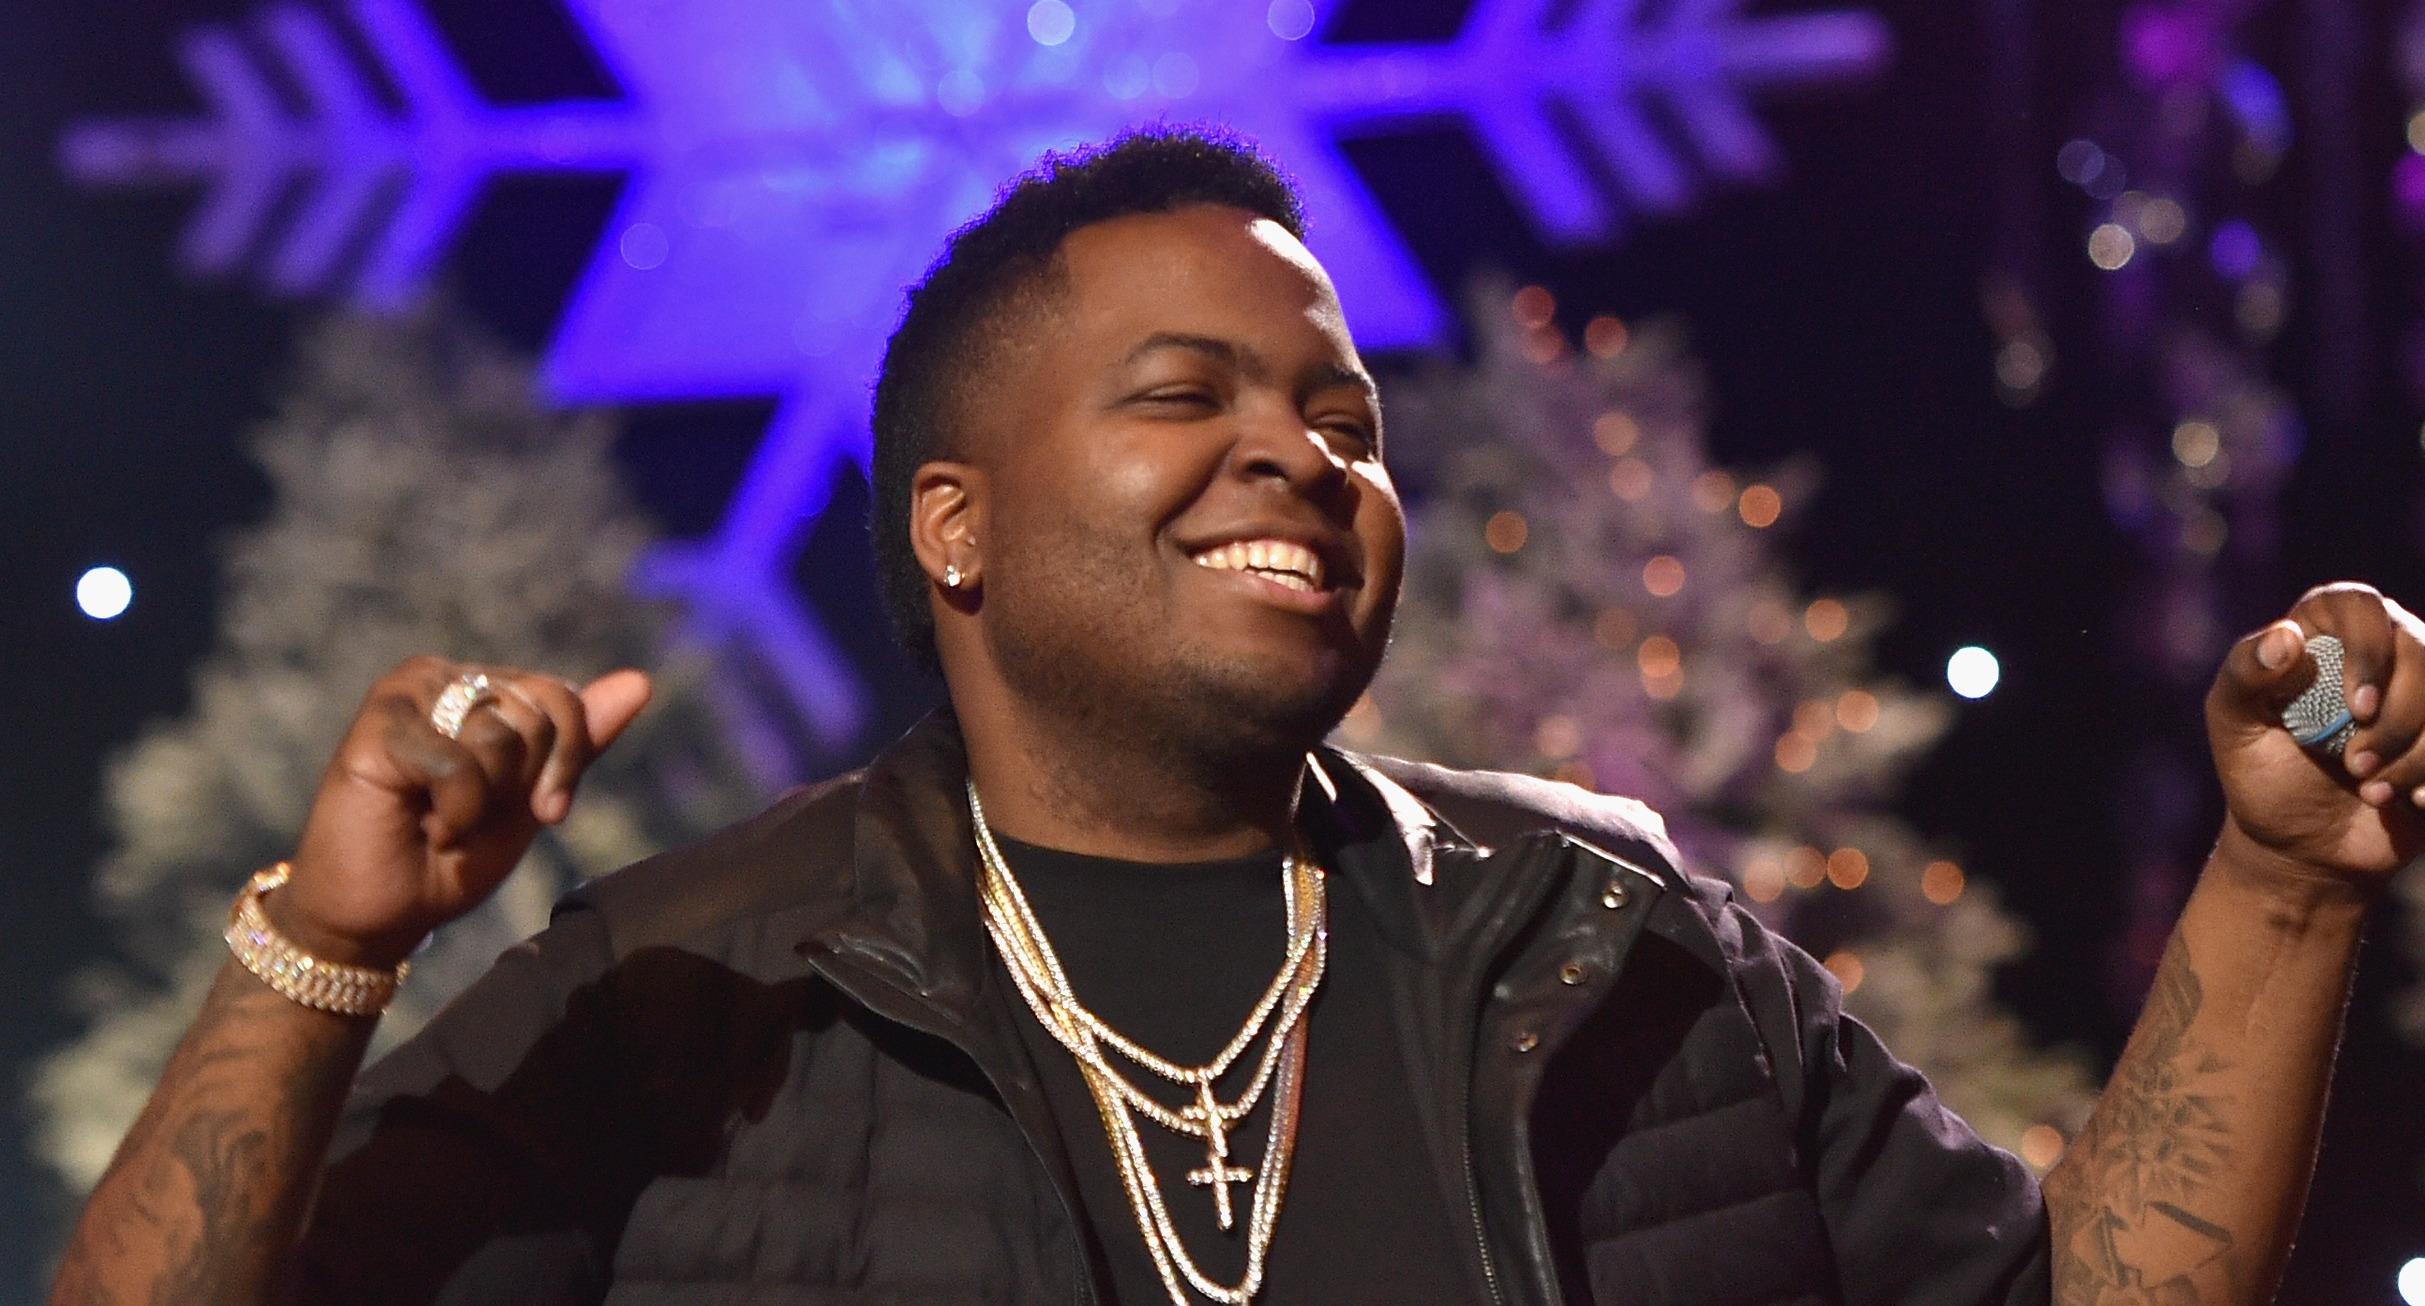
[869,126,1308,673]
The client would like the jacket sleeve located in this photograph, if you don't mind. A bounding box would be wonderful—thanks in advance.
[1725,900,2053,1306]
[287,904,632,1306]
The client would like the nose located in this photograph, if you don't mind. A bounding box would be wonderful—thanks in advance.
[1228,402,1352,503]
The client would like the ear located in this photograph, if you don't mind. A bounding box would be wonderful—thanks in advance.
[909,460,985,597]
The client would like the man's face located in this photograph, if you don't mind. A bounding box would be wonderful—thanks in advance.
[967,203,1404,753]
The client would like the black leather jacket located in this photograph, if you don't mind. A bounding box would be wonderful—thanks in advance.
[301,714,2046,1304]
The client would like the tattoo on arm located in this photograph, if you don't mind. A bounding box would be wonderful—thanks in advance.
[47,963,374,1306]
[2050,933,2240,1305]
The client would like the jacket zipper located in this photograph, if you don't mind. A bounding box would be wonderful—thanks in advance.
[1460,1071,1509,1306]
[805,950,1099,1306]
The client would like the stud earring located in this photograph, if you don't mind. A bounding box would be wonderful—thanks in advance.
[943,564,964,589]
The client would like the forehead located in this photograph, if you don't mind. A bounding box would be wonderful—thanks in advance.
[1049,204,1352,352]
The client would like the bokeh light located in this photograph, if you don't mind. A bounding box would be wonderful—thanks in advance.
[1593,410,1641,455]
[1826,847,1869,889]
[1804,598,1849,642]
[1608,457,1654,501]
[1691,470,1736,513]
[1636,635,1681,678]
[1836,689,1881,732]
[2019,1125,2066,1170]
[2139,196,2187,244]
[1742,854,1786,903]
[618,221,669,270]
[1786,846,1827,888]
[1947,645,2001,699]
[1584,315,1630,358]
[2170,419,2220,467]
[1643,555,1686,597]
[1027,0,1076,46]
[1738,483,1782,528]
[1534,714,1582,759]
[1748,600,1794,645]
[1265,0,1317,40]
[1511,284,1555,329]
[1822,949,1866,992]
[2399,1257,2425,1306]
[77,566,134,620]
[2087,222,2135,270]
[1922,860,1967,905]
[1484,510,1529,554]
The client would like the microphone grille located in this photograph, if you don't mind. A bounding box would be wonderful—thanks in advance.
[2280,634,2357,753]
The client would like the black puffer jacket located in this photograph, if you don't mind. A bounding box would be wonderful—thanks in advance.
[299,714,2048,1304]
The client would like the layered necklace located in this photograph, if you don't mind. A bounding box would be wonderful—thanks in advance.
[967,783,1328,1305]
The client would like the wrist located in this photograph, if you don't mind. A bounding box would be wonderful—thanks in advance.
[258,868,427,971]
[2209,819,2383,922]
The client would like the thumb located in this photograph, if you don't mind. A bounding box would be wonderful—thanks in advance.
[578,669,654,752]
[2210,619,2314,733]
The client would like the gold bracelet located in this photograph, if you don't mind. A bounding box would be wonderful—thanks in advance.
[224,863,409,1017]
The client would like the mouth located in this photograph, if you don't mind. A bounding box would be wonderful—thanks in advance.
[1188,537,1329,594]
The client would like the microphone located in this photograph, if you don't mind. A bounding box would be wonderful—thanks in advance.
[2281,634,2358,754]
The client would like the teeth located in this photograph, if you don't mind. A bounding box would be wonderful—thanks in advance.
[1191,538,1327,589]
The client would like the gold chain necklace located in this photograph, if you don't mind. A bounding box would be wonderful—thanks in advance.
[968,783,1327,1305]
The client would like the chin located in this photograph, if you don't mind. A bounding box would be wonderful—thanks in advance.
[1187,643,1374,751]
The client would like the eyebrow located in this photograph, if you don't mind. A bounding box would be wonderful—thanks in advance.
[1123,332,1379,401]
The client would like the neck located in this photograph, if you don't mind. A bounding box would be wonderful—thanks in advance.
[957,699,1308,864]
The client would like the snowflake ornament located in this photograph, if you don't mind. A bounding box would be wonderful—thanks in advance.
[63,0,1889,756]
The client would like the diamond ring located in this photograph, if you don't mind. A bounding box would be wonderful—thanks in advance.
[428,672,498,741]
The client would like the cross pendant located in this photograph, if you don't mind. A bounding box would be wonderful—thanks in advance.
[1184,1080,1253,1231]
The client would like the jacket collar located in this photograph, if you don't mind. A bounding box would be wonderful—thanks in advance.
[798,710,1464,1028]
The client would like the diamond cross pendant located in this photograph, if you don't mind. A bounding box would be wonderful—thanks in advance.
[1184,1080,1254,1231]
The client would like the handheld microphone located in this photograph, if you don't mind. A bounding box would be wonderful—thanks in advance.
[2280,634,2358,754]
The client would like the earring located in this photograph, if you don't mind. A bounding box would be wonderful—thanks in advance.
[943,564,964,589]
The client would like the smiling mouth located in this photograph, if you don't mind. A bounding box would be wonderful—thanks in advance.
[1189,538,1327,593]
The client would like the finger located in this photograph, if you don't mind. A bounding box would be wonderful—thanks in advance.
[449,693,535,798]
[2208,618,2314,735]
[497,673,593,824]
[475,678,558,792]
[2349,609,2425,803]
[354,690,493,850]
[519,671,651,826]
[2292,582,2393,722]
[580,669,653,752]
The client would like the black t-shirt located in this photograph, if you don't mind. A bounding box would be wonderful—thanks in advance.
[992,832,1476,1304]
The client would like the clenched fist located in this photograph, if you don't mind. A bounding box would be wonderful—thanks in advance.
[2208,583,2425,886]
[267,656,653,969]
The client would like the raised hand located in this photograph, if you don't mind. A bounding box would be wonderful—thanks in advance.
[2206,582,2425,885]
[272,657,653,968]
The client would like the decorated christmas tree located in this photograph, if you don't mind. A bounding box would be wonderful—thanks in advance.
[31,311,768,1190]
[1358,285,2097,1155]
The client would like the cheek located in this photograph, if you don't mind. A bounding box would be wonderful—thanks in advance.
[1357,478,1408,592]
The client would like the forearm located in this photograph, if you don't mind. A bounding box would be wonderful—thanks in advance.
[2043,825,2372,1304]
[49,959,377,1306]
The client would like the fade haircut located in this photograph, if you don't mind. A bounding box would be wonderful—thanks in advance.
[869,127,1308,673]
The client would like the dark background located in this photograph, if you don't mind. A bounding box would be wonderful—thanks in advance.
[5,0,2422,1300]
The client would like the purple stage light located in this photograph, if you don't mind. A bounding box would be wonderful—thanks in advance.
[2397,154,2425,231]
[2209,219,2261,278]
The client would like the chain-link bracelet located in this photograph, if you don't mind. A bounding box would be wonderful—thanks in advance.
[224,862,409,1017]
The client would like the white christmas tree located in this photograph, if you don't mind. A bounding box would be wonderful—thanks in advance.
[31,311,768,1190]
[1358,285,2096,1154]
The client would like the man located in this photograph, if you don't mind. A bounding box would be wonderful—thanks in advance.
[50,129,2425,1305]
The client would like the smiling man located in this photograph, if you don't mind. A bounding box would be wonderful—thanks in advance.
[52,130,2425,1306]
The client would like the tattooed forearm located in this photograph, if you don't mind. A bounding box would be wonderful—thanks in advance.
[2043,845,2369,1306]
[2048,934,2239,1304]
[48,960,377,1306]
